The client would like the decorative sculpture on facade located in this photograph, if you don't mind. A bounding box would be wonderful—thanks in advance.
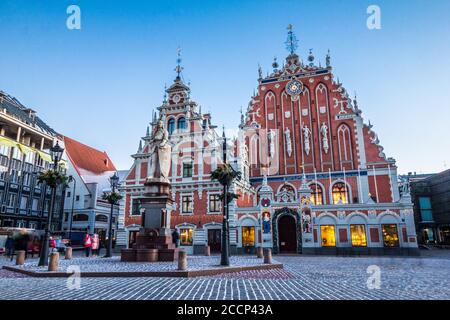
[302,124,311,155]
[147,118,172,183]
[284,127,292,157]
[268,129,276,158]
[320,122,329,154]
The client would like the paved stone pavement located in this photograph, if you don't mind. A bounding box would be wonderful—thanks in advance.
[1,251,450,300]
[5,255,270,273]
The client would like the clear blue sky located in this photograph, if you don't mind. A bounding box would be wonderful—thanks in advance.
[0,0,449,174]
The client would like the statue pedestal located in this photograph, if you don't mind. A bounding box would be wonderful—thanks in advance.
[121,180,180,262]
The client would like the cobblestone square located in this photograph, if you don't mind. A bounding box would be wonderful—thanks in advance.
[1,251,449,300]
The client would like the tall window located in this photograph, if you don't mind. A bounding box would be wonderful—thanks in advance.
[332,182,349,204]
[309,184,324,205]
[7,194,17,207]
[131,199,141,216]
[382,224,399,247]
[167,118,175,135]
[180,228,193,245]
[419,197,433,222]
[350,225,367,247]
[183,162,193,178]
[181,195,193,214]
[320,225,336,247]
[20,196,28,210]
[242,226,255,246]
[177,117,187,131]
[209,194,221,213]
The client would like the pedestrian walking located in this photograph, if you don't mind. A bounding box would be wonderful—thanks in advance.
[83,232,92,257]
[91,234,99,256]
[172,229,180,248]
[5,236,14,260]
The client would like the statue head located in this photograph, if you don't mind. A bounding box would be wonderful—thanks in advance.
[157,119,164,129]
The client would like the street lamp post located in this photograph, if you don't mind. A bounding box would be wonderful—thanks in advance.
[67,175,76,242]
[220,130,230,266]
[105,172,119,258]
[38,142,64,267]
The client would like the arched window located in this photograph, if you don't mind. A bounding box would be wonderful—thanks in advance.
[337,124,353,168]
[332,182,349,204]
[95,215,108,223]
[309,183,324,205]
[167,118,175,135]
[177,117,187,131]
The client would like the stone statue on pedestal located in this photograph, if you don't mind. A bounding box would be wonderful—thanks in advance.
[148,118,171,183]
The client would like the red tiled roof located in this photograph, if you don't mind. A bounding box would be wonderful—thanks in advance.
[63,136,116,175]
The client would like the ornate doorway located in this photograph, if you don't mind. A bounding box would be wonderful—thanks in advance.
[273,207,302,254]
[278,215,297,253]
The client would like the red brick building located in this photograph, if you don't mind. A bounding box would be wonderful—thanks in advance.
[122,27,418,255]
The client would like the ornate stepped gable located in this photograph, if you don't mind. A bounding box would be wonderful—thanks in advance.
[244,31,390,178]
[123,51,254,230]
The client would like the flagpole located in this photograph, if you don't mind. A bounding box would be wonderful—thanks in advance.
[387,163,393,201]
[343,167,348,203]
[314,168,318,204]
[357,167,362,204]
[328,168,332,203]
[372,165,379,203]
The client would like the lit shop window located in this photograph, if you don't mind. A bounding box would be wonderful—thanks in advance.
[320,225,336,247]
[350,225,367,247]
[180,228,193,246]
[382,224,399,247]
[332,182,349,204]
[309,184,324,205]
[242,226,255,247]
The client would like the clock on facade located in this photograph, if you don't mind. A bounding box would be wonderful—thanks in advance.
[172,94,181,103]
[286,79,303,97]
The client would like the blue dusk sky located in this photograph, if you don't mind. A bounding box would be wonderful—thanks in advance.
[0,0,449,173]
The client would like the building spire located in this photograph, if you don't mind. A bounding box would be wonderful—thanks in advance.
[285,24,298,55]
[326,49,331,68]
[175,47,183,80]
[240,106,245,127]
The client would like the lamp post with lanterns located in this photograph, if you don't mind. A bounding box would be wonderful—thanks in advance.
[104,172,120,258]
[38,142,64,267]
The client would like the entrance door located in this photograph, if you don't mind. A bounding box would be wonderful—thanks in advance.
[208,229,221,253]
[278,215,297,253]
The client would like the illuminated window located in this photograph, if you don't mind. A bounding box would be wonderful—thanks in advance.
[332,182,349,204]
[309,184,323,205]
[320,225,336,247]
[382,224,399,247]
[242,226,255,246]
[350,225,367,247]
[167,118,175,135]
[180,228,193,246]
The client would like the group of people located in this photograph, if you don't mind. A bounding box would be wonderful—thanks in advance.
[82,233,104,257]
[4,232,40,261]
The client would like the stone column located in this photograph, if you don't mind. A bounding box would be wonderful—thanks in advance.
[65,247,73,260]
[178,251,187,270]
[16,250,25,265]
[48,252,60,271]
[263,248,272,264]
